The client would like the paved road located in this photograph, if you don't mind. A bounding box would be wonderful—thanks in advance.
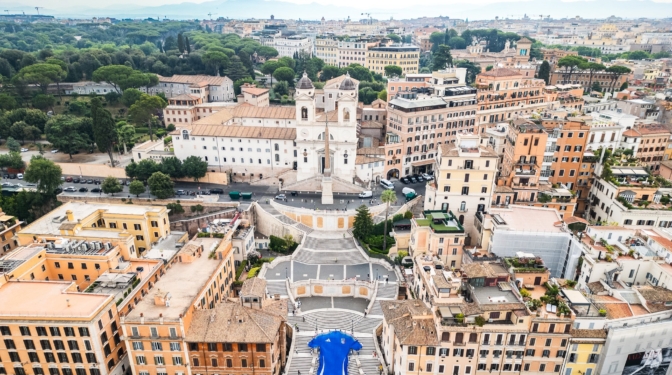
[3,172,426,208]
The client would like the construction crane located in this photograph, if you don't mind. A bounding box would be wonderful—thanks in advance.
[361,12,372,25]
[207,12,216,20]
[34,6,43,15]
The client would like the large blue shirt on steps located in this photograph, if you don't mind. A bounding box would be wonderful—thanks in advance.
[308,331,362,375]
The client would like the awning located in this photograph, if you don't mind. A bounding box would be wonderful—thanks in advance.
[411,159,435,167]
[0,215,14,221]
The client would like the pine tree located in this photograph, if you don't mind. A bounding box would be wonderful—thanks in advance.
[177,33,185,53]
[353,205,374,240]
[537,60,551,85]
[225,56,251,82]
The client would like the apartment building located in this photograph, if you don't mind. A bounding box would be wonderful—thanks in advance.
[385,75,431,101]
[18,201,171,257]
[475,69,549,124]
[0,211,21,255]
[385,84,478,180]
[634,123,670,172]
[240,87,270,108]
[408,210,467,269]
[271,35,313,58]
[122,238,236,375]
[367,45,420,76]
[548,70,628,91]
[587,110,635,152]
[616,99,660,120]
[424,135,498,234]
[315,37,338,66]
[150,75,234,103]
[337,39,372,68]
[498,121,547,204]
[543,120,590,191]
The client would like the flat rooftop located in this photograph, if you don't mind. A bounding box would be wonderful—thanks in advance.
[0,281,111,319]
[126,238,222,321]
[143,231,188,262]
[472,286,519,305]
[22,201,165,237]
[490,206,564,233]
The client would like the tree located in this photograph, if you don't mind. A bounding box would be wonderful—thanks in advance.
[579,62,606,93]
[90,97,118,166]
[278,56,296,69]
[628,50,650,60]
[101,176,123,196]
[261,61,282,86]
[557,56,586,84]
[620,82,629,91]
[320,65,340,81]
[116,121,135,154]
[591,81,602,92]
[177,33,185,53]
[353,205,374,240]
[0,94,17,111]
[447,37,466,50]
[485,65,493,71]
[380,189,397,254]
[147,171,174,199]
[159,156,185,178]
[13,63,66,94]
[202,51,230,75]
[606,65,631,93]
[377,90,387,101]
[24,125,41,143]
[225,56,251,82]
[432,45,453,71]
[456,60,481,84]
[537,60,551,84]
[273,67,295,86]
[273,81,289,96]
[32,94,55,111]
[339,64,372,82]
[429,32,446,53]
[23,155,62,194]
[134,159,160,182]
[9,121,28,144]
[387,34,401,43]
[185,36,191,54]
[121,88,143,107]
[44,115,90,159]
[6,137,20,152]
[182,155,207,182]
[129,180,145,197]
[384,65,402,78]
[653,51,671,59]
[128,94,167,141]
[93,65,157,93]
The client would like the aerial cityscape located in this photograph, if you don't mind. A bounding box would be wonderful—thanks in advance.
[0,6,672,375]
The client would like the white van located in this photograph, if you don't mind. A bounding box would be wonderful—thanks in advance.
[359,191,373,198]
[17,173,23,180]
[380,179,394,190]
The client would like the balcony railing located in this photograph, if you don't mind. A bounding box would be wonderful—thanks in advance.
[515,169,536,176]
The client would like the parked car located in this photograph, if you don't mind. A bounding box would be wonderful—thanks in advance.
[78,187,88,192]
[86,179,94,184]
[201,190,211,195]
[2,174,8,179]
[275,194,287,200]
[176,190,186,195]
[210,188,224,194]
[65,177,73,182]
[51,149,58,153]
[1,182,13,187]
[359,191,373,198]
[400,177,410,184]
[63,186,77,192]
[60,176,65,181]
[421,173,433,181]
[8,174,16,179]
[72,178,80,183]
[416,175,424,182]
[93,179,101,185]
[53,188,63,195]
[17,173,23,180]
[20,148,28,152]
[409,176,417,183]
[91,188,101,193]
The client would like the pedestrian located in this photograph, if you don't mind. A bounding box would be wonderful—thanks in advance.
[303,316,306,322]
[364,311,367,317]
[298,370,301,375]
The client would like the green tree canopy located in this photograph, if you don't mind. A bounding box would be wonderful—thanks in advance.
[147,171,174,199]
[384,65,403,78]
[91,97,118,166]
[182,155,208,182]
[101,176,123,196]
[353,205,374,239]
[5,138,20,153]
[432,45,453,71]
[13,63,66,93]
[23,155,62,194]
[129,180,146,197]
[128,94,167,141]
[537,60,551,84]
[31,94,55,111]
[387,34,401,43]
[273,67,295,86]
[92,65,157,93]
[160,156,185,179]
[121,88,143,107]
[44,115,91,159]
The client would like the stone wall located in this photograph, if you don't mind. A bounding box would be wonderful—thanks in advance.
[270,200,387,231]
[252,203,305,242]
[55,162,230,185]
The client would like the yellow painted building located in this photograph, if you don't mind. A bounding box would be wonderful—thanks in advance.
[367,45,420,76]
[562,332,606,375]
[18,201,171,257]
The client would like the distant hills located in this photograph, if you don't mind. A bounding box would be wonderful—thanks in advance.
[2,0,672,21]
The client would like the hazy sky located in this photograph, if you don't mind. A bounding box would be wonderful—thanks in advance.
[2,0,671,19]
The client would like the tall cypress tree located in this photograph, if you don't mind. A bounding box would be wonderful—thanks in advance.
[177,33,185,53]
[185,36,191,54]
[90,97,117,166]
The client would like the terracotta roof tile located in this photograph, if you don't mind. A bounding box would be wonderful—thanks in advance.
[186,302,284,343]
[188,125,296,140]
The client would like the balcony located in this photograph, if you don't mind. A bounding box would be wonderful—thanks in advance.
[515,169,536,176]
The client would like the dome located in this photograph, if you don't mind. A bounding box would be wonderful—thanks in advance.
[339,72,356,90]
[297,72,314,90]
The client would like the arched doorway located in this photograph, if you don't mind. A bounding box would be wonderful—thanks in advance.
[387,169,399,180]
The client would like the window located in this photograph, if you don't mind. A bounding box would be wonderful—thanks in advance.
[152,342,163,351]
[86,353,97,363]
[408,346,418,354]
[226,358,233,367]
[242,358,248,368]
[154,356,165,365]
[133,224,142,230]
[426,363,433,372]
[173,357,183,366]
[542,350,550,358]
[170,342,181,351]
[426,347,436,355]
[211,358,218,367]
[239,343,248,352]
[133,342,144,350]
[408,363,415,372]
[539,364,546,371]
[259,359,266,368]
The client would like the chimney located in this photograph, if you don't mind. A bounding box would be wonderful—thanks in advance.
[154,289,171,306]
[65,210,74,222]
[66,299,70,307]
